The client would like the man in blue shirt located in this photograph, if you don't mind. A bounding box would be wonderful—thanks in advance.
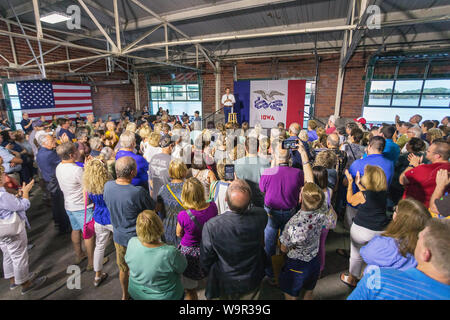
[36,134,71,234]
[348,219,450,300]
[306,120,318,142]
[286,122,311,169]
[344,136,393,229]
[20,113,33,134]
[115,131,148,189]
[57,119,75,141]
[380,125,400,164]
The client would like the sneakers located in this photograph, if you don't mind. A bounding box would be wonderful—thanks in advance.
[21,276,47,295]
[10,272,37,290]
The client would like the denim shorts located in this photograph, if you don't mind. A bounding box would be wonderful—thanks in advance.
[66,208,94,231]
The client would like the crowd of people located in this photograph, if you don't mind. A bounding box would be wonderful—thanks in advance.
[0,108,449,300]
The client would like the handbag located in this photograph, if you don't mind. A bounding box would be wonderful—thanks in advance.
[82,192,95,240]
[0,212,25,238]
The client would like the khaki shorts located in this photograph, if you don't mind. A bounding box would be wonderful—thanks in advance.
[114,242,129,272]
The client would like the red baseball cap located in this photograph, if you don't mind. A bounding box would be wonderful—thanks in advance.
[353,117,366,125]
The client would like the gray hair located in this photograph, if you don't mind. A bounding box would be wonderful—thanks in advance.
[115,156,136,179]
[37,133,50,146]
[327,133,340,148]
[56,142,76,161]
[408,126,422,138]
[119,131,136,149]
[76,127,88,140]
[288,123,300,135]
[89,137,103,151]
[100,147,114,160]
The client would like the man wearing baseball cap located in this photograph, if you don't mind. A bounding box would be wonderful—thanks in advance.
[353,117,367,131]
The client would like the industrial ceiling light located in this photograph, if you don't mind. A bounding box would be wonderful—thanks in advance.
[40,12,71,24]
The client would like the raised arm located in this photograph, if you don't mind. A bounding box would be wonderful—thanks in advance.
[296,142,314,183]
[429,169,449,214]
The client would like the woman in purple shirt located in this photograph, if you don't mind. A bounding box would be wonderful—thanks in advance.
[176,177,218,300]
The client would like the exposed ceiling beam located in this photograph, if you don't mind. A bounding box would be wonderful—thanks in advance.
[83,0,126,24]
[77,0,118,52]
[127,0,215,70]
[123,18,355,54]
[67,0,296,41]
[340,0,380,68]
[5,0,64,18]
[134,31,450,64]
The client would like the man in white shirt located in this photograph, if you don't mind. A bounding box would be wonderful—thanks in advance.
[221,87,236,123]
[55,142,95,268]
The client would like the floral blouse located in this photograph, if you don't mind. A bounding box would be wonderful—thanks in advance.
[279,202,333,262]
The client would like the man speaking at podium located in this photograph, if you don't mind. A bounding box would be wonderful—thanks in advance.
[221,87,235,123]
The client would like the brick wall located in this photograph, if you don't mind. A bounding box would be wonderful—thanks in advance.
[198,52,368,120]
[1,20,370,121]
[0,21,135,117]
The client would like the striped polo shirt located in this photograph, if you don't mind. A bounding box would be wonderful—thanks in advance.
[347,267,450,300]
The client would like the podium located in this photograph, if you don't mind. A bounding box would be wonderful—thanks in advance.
[228,112,237,124]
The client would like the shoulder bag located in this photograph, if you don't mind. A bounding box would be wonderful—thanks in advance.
[82,192,95,239]
[0,212,25,238]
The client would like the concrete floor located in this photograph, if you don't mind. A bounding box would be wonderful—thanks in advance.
[0,185,355,300]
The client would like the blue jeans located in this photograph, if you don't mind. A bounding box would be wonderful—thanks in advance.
[264,205,296,278]
[224,106,232,123]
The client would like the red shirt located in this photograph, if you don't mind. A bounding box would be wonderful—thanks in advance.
[326,126,336,135]
[403,162,450,208]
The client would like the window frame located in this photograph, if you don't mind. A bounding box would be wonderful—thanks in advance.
[363,54,450,110]
[149,82,201,102]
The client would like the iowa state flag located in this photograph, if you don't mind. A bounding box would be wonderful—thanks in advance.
[234,79,306,128]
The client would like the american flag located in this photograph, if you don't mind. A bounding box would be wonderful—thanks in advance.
[17,81,93,120]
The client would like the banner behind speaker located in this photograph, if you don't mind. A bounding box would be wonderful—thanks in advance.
[234,79,306,128]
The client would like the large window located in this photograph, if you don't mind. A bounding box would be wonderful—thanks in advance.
[304,81,315,128]
[150,83,200,102]
[363,53,450,123]
[3,83,23,130]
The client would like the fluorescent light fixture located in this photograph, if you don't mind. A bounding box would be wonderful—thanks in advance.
[40,12,71,24]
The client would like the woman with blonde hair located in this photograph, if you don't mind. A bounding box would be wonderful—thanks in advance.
[314,149,338,190]
[360,198,431,271]
[125,210,187,300]
[83,158,113,287]
[143,132,162,164]
[176,177,218,300]
[190,151,217,200]
[138,125,152,155]
[426,128,443,144]
[156,159,188,246]
[341,165,389,287]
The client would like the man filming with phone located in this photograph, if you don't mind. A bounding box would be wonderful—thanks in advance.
[285,123,312,169]
[259,138,305,284]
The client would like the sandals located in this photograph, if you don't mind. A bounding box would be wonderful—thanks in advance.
[94,273,108,287]
[340,272,357,288]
